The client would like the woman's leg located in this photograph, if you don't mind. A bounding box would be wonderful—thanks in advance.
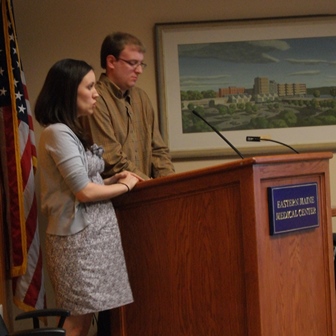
[62,312,94,336]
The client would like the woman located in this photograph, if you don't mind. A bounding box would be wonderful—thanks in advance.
[35,59,141,336]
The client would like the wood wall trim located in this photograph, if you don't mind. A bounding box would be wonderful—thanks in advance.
[332,208,336,217]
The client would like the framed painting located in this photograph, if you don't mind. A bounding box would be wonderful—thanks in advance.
[155,15,336,159]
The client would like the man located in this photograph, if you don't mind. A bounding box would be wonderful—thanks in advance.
[82,32,175,180]
[83,32,175,335]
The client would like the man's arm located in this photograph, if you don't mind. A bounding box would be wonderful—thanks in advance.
[150,117,175,178]
[133,88,175,178]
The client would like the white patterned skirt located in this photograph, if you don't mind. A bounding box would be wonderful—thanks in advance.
[45,203,133,315]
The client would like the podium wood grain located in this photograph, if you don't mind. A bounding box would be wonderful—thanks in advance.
[111,152,336,336]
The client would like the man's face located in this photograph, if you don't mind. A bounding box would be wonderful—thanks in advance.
[109,45,145,93]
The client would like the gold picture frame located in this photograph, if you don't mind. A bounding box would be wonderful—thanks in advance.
[155,15,336,159]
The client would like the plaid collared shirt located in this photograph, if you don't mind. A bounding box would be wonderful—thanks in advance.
[81,73,175,180]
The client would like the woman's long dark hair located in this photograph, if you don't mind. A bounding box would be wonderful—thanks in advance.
[35,58,93,148]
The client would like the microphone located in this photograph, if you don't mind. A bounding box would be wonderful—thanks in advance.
[246,136,299,154]
[192,110,244,159]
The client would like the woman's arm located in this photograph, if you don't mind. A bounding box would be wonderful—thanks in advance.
[75,171,140,203]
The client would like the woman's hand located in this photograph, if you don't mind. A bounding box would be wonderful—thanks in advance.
[77,171,144,202]
[117,171,144,191]
[104,171,144,189]
[104,172,128,185]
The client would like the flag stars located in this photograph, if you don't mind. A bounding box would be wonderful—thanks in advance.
[18,104,26,113]
[16,91,23,100]
[0,67,4,76]
[2,1,44,312]
[0,87,7,96]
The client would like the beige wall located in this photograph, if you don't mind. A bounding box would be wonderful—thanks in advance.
[12,1,336,164]
[10,0,336,332]
[13,0,336,193]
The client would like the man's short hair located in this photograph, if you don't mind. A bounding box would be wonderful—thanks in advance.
[100,32,146,69]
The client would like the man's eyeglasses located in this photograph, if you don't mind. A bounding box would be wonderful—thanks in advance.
[118,58,147,69]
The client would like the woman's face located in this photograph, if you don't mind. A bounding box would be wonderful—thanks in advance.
[77,70,99,117]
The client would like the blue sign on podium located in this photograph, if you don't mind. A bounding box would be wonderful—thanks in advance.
[268,182,319,235]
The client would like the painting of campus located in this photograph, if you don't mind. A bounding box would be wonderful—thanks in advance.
[179,36,336,134]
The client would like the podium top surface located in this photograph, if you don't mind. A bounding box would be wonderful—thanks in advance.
[159,151,331,183]
[248,151,333,164]
[113,152,332,208]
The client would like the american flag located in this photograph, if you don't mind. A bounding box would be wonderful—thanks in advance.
[0,0,45,311]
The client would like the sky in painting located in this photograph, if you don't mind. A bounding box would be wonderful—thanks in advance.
[178,36,336,92]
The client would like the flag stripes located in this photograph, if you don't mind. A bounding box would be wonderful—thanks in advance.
[0,0,45,311]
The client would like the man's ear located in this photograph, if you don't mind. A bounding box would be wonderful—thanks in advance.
[106,55,116,69]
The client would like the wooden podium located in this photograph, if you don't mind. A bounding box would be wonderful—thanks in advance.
[111,152,336,336]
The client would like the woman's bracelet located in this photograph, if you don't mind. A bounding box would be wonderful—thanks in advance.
[117,182,130,192]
